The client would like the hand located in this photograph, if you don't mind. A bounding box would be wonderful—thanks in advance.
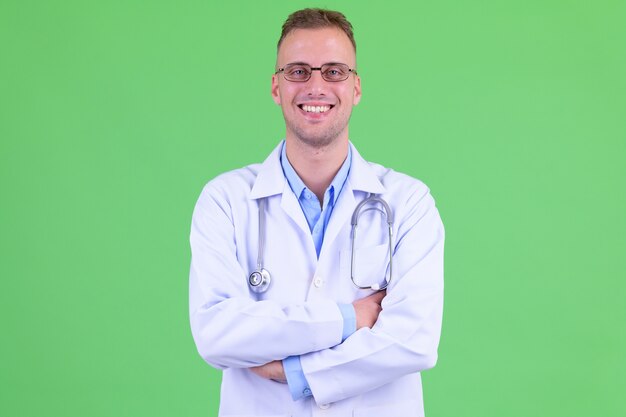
[353,290,386,330]
[250,360,287,383]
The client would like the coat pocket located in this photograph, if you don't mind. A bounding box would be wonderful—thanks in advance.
[340,243,391,289]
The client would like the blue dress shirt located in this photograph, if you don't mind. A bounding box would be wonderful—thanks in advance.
[279,142,357,400]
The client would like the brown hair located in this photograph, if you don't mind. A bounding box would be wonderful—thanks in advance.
[277,8,356,52]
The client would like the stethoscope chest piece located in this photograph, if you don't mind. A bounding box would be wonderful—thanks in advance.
[248,268,271,293]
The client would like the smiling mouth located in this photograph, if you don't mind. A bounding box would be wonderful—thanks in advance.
[298,104,333,113]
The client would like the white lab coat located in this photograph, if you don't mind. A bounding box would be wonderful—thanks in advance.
[190,142,444,417]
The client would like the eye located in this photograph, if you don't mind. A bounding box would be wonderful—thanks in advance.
[285,65,310,79]
[323,65,348,80]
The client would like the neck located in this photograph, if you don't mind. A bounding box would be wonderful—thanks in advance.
[285,137,349,202]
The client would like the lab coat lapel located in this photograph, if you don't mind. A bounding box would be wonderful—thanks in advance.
[319,181,356,259]
[280,183,312,238]
[319,143,386,259]
[250,141,311,240]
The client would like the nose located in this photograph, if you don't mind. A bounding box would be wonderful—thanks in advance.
[306,70,327,96]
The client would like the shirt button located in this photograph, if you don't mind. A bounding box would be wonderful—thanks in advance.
[303,388,312,396]
[305,192,312,199]
[313,276,324,288]
[319,403,330,409]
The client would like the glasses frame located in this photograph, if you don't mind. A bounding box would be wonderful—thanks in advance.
[275,62,358,82]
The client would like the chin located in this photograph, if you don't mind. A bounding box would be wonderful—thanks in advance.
[293,133,340,149]
[288,125,348,150]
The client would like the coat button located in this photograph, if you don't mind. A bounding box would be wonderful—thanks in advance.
[318,403,330,409]
[313,276,324,288]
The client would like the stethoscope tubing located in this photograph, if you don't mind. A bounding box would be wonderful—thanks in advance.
[248,198,271,293]
[350,196,394,291]
[250,194,394,293]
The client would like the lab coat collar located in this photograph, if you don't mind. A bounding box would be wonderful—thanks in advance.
[346,142,386,195]
[250,142,287,200]
[249,140,386,200]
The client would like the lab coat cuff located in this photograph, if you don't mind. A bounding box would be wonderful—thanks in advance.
[337,303,356,341]
[283,356,313,401]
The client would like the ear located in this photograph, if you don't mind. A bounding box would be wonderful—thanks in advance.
[271,73,281,105]
[353,74,362,105]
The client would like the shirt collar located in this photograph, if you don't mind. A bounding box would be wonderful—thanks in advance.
[249,141,385,199]
[280,142,307,198]
[280,141,352,206]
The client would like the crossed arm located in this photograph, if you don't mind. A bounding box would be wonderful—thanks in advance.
[249,290,386,382]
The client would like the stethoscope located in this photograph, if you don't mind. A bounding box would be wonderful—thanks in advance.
[248,195,394,293]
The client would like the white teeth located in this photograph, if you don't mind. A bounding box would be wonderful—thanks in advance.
[302,105,331,113]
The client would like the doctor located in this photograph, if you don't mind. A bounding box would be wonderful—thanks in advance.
[189,8,444,417]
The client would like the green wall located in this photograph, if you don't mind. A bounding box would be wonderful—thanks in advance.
[1,1,624,416]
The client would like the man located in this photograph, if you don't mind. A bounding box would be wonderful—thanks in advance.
[189,8,444,417]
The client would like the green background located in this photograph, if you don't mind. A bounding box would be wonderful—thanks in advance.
[1,0,624,416]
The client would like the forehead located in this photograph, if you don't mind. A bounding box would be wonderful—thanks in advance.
[277,27,356,65]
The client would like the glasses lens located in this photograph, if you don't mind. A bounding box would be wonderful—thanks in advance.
[321,64,350,82]
[283,64,311,82]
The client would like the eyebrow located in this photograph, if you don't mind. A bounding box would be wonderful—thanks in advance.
[283,61,347,67]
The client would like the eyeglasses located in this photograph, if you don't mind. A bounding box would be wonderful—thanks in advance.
[275,63,357,82]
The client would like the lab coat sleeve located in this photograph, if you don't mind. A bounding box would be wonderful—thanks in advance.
[189,181,345,370]
[299,185,445,405]
[282,305,356,401]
